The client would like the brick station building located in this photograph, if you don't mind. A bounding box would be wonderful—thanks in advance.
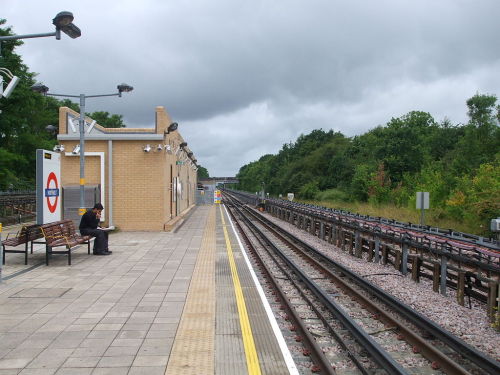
[56,106,197,231]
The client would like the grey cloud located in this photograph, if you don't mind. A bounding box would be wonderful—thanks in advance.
[2,0,499,175]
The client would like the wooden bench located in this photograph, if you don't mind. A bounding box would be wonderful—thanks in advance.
[40,220,91,265]
[2,224,44,265]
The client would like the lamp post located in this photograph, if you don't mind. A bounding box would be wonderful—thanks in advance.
[32,83,133,216]
[0,11,81,55]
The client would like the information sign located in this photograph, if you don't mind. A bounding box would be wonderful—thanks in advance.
[214,190,221,204]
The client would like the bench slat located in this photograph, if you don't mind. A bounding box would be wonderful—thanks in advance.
[40,220,90,265]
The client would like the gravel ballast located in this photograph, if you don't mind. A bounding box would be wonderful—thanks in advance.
[261,210,500,361]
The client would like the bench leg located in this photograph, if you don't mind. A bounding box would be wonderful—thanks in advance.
[68,247,71,266]
[24,242,28,265]
[87,241,90,255]
[46,246,50,266]
[2,245,5,265]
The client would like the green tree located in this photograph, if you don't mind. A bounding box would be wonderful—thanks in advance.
[87,111,125,128]
[0,19,57,189]
[450,94,500,174]
[197,165,209,179]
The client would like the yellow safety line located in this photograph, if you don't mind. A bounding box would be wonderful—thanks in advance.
[219,205,262,375]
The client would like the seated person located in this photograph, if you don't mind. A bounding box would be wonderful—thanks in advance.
[79,203,112,255]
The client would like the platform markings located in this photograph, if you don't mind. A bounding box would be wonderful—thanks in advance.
[222,204,299,375]
[219,204,262,375]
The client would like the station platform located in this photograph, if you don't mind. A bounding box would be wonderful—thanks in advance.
[0,205,297,374]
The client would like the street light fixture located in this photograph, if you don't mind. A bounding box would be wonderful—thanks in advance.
[0,11,81,55]
[31,82,133,217]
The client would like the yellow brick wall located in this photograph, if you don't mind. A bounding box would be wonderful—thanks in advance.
[59,106,197,231]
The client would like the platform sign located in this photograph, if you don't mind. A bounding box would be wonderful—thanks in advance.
[36,149,61,224]
[214,189,221,204]
[416,192,430,226]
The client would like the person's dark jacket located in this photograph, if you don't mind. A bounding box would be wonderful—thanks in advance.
[79,210,99,232]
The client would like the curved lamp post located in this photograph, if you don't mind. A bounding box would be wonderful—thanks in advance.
[0,11,81,55]
[32,82,134,216]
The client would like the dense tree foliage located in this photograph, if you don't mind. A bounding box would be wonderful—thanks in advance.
[236,95,500,233]
[197,165,209,179]
[0,20,129,190]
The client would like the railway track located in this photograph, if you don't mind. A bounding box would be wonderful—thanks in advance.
[226,189,500,317]
[224,192,500,375]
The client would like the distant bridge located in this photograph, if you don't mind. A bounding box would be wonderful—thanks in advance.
[199,177,239,185]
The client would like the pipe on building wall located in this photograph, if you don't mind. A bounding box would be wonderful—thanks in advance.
[108,140,113,227]
[64,152,105,220]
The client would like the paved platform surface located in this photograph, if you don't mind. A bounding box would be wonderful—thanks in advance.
[0,206,293,374]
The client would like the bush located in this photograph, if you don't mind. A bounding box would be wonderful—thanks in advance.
[298,181,320,199]
[315,188,350,202]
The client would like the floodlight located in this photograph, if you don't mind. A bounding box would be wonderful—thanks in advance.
[165,144,172,153]
[53,144,65,152]
[156,144,163,151]
[117,83,134,97]
[143,144,151,153]
[31,82,49,95]
[166,122,178,134]
[179,142,187,148]
[52,11,74,27]
[72,144,80,154]
[53,12,81,39]
[2,76,20,98]
[45,124,58,136]
[60,23,81,39]
[187,152,193,158]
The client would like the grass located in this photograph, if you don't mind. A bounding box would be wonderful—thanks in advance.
[298,198,483,235]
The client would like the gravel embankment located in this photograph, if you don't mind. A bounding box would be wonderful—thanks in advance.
[262,211,500,361]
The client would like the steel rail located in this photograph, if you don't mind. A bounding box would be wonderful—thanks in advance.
[227,189,499,252]
[227,199,409,375]
[225,201,336,375]
[241,201,500,375]
[241,204,475,375]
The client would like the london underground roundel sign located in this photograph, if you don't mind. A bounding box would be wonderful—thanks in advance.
[45,171,59,213]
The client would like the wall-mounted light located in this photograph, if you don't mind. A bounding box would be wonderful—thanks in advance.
[165,122,178,134]
[165,144,172,154]
[143,144,151,153]
[179,142,187,148]
[156,144,163,151]
[53,144,65,152]
[72,144,80,154]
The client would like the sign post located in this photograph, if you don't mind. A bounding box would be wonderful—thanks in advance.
[416,192,429,226]
[36,150,62,224]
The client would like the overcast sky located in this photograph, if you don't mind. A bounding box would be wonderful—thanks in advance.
[3,0,499,176]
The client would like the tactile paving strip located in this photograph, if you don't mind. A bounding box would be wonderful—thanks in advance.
[217,205,291,375]
[165,206,216,375]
